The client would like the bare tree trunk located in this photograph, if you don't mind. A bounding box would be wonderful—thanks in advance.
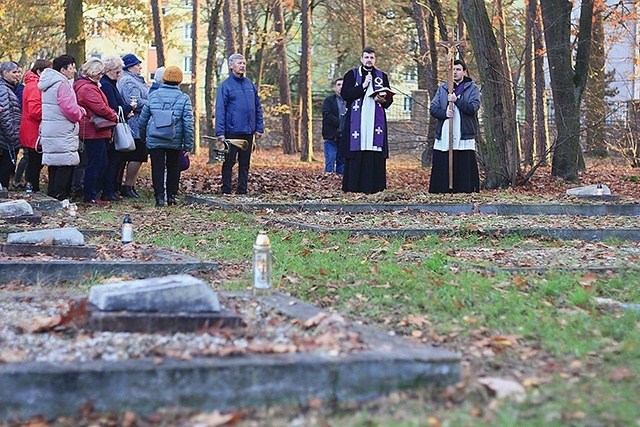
[65,0,85,64]
[522,0,536,166]
[425,3,440,166]
[299,0,313,162]
[205,0,223,162]
[151,0,166,67]
[540,0,592,180]
[412,0,437,167]
[360,0,367,48]
[223,0,236,58]
[533,3,549,165]
[255,7,270,89]
[191,0,201,155]
[273,0,295,154]
[236,0,245,56]
[461,0,520,188]
[585,5,607,157]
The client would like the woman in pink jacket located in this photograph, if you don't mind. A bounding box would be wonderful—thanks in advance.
[74,58,117,205]
[19,59,52,193]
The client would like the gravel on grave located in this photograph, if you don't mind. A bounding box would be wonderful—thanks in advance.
[267,210,640,230]
[0,290,370,364]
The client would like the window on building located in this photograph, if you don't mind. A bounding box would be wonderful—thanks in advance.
[184,23,192,41]
[89,52,103,60]
[296,45,314,55]
[404,67,418,82]
[90,19,105,38]
[403,96,412,112]
[184,57,193,73]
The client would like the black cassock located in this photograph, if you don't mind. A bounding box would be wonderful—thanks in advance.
[338,66,393,194]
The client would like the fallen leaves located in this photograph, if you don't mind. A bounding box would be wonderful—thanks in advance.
[477,377,526,402]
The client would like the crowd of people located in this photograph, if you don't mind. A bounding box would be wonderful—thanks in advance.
[0,53,194,206]
[1,47,481,200]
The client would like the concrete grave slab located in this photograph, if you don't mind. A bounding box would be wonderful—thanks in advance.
[89,274,221,312]
[186,194,640,216]
[566,184,611,196]
[7,227,84,246]
[273,218,640,242]
[84,302,244,333]
[0,248,218,284]
[0,200,33,217]
[0,291,460,420]
[0,243,97,258]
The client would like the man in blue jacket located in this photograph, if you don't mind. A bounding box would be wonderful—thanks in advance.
[215,53,264,195]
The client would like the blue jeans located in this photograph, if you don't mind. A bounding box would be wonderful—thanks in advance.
[82,138,108,202]
[324,140,344,174]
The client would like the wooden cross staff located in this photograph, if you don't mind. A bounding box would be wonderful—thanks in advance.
[437,40,466,190]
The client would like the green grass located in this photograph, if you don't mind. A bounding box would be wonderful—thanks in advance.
[116,204,640,426]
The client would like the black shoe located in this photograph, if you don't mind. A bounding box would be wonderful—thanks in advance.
[131,186,141,198]
[155,196,164,207]
[121,186,139,198]
[101,194,122,202]
[167,196,176,206]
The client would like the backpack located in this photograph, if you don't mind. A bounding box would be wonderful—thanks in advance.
[147,94,185,141]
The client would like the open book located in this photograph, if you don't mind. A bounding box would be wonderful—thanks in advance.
[369,87,395,100]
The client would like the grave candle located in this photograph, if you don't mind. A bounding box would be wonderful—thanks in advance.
[253,231,272,295]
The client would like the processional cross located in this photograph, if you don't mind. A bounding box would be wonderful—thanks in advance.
[436,40,466,190]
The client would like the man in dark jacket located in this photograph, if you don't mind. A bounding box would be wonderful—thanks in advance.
[428,58,480,194]
[215,53,264,195]
[321,78,346,174]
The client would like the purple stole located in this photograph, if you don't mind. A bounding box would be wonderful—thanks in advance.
[349,67,386,151]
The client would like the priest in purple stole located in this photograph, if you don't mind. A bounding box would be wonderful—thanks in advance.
[339,47,393,194]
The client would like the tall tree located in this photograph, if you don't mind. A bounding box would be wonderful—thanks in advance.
[540,0,593,180]
[191,0,201,155]
[223,0,236,57]
[273,0,296,154]
[533,3,549,165]
[65,0,85,62]
[410,0,439,168]
[461,0,520,188]
[299,0,313,161]
[205,0,223,162]
[237,0,246,55]
[585,1,607,157]
[522,0,536,165]
[150,0,166,67]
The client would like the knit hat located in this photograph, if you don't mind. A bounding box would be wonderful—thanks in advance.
[162,66,183,84]
[122,54,142,70]
[154,67,165,83]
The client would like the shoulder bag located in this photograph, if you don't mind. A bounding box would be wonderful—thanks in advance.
[114,106,136,152]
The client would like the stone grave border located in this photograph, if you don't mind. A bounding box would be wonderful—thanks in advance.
[185,194,640,216]
[271,218,640,242]
[0,248,217,284]
[0,291,460,420]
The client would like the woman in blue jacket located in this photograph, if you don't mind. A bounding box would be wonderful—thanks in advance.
[139,66,193,207]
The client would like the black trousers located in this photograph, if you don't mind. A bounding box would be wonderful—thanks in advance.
[26,148,43,192]
[149,148,180,199]
[0,148,17,189]
[221,133,254,194]
[47,165,74,200]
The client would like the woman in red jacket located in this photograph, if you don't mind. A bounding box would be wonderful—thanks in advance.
[19,59,52,193]
[74,58,117,205]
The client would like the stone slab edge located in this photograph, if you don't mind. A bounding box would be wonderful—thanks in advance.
[185,195,640,216]
[273,220,640,242]
[0,260,218,284]
[0,291,460,420]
